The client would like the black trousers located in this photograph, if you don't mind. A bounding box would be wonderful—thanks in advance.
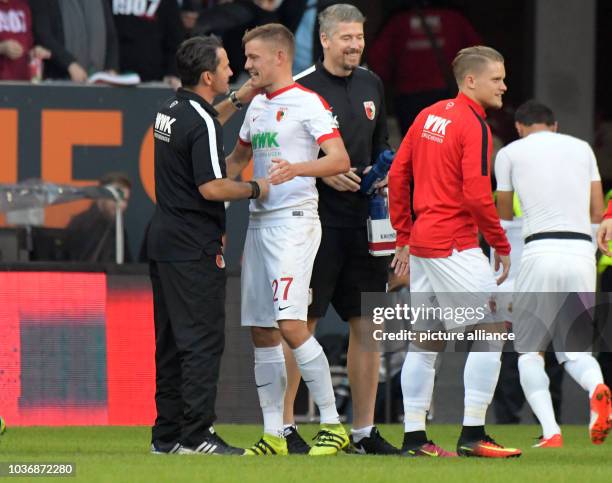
[149,252,225,447]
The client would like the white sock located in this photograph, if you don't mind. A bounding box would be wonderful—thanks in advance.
[254,345,286,437]
[563,354,604,397]
[463,351,501,426]
[351,425,374,443]
[401,351,437,432]
[518,353,561,438]
[292,337,340,424]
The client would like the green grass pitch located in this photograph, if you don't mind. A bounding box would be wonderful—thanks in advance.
[1,424,611,482]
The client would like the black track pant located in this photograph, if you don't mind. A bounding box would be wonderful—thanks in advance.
[149,252,225,447]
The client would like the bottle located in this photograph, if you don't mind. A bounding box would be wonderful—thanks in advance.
[368,193,387,220]
[359,149,394,196]
[29,52,42,83]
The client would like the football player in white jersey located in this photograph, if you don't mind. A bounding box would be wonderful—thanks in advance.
[225,23,351,456]
[496,100,610,448]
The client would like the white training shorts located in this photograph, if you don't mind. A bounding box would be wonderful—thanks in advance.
[490,218,524,322]
[513,239,596,362]
[241,211,321,328]
[410,248,499,330]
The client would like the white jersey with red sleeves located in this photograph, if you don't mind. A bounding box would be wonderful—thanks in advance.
[239,83,339,214]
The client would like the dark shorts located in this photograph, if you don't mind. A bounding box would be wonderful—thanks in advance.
[308,226,391,321]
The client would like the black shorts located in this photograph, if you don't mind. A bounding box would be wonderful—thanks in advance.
[308,226,391,321]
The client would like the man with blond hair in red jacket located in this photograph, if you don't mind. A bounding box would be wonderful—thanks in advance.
[389,45,521,458]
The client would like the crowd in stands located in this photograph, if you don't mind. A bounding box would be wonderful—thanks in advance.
[0,0,345,85]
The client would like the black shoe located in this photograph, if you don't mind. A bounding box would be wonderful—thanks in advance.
[349,427,400,455]
[284,426,310,454]
[150,440,181,454]
[179,427,243,455]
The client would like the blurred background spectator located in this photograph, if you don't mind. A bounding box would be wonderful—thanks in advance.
[191,0,277,81]
[65,172,132,263]
[368,0,481,135]
[111,0,184,88]
[189,0,348,80]
[178,0,200,35]
[0,0,49,81]
[274,0,342,75]
[30,0,119,82]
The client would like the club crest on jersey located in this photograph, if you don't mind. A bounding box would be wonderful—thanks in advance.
[363,101,376,120]
[276,107,287,122]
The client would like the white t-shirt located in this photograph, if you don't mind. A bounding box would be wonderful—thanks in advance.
[495,131,600,238]
[238,83,339,214]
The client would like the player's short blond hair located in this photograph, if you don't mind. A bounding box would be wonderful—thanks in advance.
[242,23,295,59]
[452,45,504,85]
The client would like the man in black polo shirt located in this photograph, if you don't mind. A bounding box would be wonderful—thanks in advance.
[148,35,268,455]
[283,4,398,454]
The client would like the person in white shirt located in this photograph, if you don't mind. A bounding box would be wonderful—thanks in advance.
[495,100,610,448]
[225,23,351,456]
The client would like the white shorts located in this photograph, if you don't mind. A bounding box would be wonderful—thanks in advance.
[513,239,596,361]
[410,248,499,330]
[490,219,523,322]
[241,213,321,328]
[514,239,595,293]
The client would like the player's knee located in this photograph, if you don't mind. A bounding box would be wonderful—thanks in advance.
[251,326,281,347]
[518,352,546,378]
[278,320,310,349]
[306,318,318,334]
[348,316,370,336]
[518,352,550,389]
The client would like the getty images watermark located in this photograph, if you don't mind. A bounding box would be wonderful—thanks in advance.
[370,301,512,344]
[357,291,612,353]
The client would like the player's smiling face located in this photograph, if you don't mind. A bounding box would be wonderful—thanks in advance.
[244,38,277,91]
[472,61,507,110]
[321,21,365,73]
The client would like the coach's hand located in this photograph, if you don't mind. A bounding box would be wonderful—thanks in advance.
[597,218,612,256]
[391,245,410,277]
[494,252,510,285]
[269,158,299,184]
[235,78,260,105]
[321,168,361,192]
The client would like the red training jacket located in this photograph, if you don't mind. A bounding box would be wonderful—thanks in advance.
[388,92,510,258]
[605,200,612,220]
